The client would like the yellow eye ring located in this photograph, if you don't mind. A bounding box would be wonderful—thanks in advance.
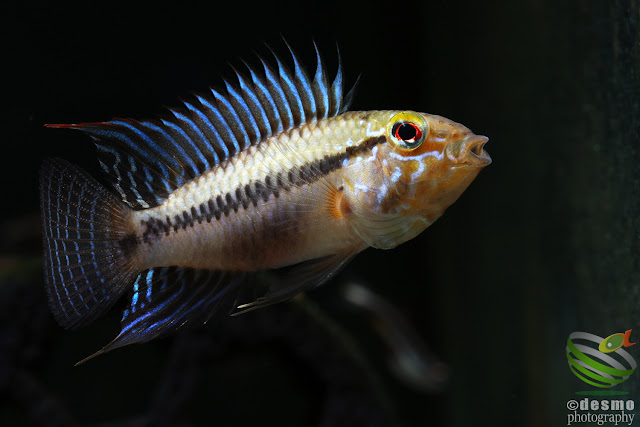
[387,111,428,151]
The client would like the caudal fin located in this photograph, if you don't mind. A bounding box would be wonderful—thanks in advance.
[40,159,141,329]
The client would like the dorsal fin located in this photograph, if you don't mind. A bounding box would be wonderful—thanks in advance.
[45,42,357,209]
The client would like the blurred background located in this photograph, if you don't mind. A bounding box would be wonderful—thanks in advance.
[2,0,639,426]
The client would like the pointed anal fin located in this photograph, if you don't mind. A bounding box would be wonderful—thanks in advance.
[76,267,245,364]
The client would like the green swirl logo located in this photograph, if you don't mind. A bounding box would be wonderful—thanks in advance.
[566,331,637,388]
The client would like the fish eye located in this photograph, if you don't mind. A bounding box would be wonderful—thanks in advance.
[387,112,428,150]
[394,123,421,144]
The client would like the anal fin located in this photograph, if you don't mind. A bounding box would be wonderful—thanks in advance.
[76,267,245,365]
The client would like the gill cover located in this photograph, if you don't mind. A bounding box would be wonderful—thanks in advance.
[347,111,434,249]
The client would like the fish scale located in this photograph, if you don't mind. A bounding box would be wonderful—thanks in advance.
[131,111,379,267]
[40,42,491,363]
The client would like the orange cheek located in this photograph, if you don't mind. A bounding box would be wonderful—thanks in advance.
[392,139,443,158]
[405,159,420,175]
[420,138,445,154]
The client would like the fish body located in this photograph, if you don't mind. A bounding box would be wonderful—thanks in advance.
[130,110,487,270]
[40,44,490,362]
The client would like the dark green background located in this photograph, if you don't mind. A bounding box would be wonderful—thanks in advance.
[2,0,638,426]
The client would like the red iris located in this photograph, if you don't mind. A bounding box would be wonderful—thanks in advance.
[394,122,422,144]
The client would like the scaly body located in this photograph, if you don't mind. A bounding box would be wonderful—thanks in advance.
[40,44,490,363]
[134,111,377,271]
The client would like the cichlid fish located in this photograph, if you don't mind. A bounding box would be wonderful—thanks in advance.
[40,43,491,363]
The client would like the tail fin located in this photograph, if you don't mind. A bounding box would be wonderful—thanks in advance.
[40,159,141,329]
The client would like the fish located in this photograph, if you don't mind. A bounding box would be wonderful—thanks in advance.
[39,42,491,363]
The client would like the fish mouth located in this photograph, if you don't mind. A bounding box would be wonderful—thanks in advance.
[454,135,491,167]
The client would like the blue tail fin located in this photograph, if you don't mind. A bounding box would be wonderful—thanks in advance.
[40,159,141,329]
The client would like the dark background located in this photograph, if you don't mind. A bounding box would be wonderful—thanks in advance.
[2,1,639,426]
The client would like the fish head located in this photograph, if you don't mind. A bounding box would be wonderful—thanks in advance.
[347,111,491,249]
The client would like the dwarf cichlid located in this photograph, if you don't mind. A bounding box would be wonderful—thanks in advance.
[40,43,491,363]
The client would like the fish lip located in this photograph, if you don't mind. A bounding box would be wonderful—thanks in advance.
[450,135,491,167]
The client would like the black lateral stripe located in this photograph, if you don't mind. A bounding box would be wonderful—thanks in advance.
[273,174,285,196]
[191,206,199,224]
[118,233,141,256]
[198,203,208,222]
[254,181,269,202]
[345,134,384,157]
[217,195,229,217]
[209,198,221,220]
[245,183,258,207]
[183,211,192,228]
[273,173,285,193]
[225,193,238,213]
[139,135,386,242]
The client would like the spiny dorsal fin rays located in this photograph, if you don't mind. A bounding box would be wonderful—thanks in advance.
[283,41,317,123]
[58,120,185,208]
[243,59,284,135]
[330,44,360,115]
[47,42,356,209]
[329,48,344,116]
[342,73,361,114]
[230,66,273,140]
[224,78,263,145]
[170,108,223,170]
[186,97,231,160]
[139,120,201,179]
[269,45,307,126]
[312,41,330,120]
[260,55,296,130]
[192,93,236,158]
[209,88,248,153]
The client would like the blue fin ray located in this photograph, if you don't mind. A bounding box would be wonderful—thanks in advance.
[186,98,231,159]
[260,56,295,130]
[169,110,216,169]
[312,42,330,119]
[232,67,273,139]
[40,159,140,329]
[208,89,245,154]
[271,47,306,126]
[329,51,344,116]
[245,61,283,134]
[47,42,357,209]
[75,120,186,208]
[224,79,263,145]
[285,41,317,122]
[138,120,201,179]
[76,267,245,364]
